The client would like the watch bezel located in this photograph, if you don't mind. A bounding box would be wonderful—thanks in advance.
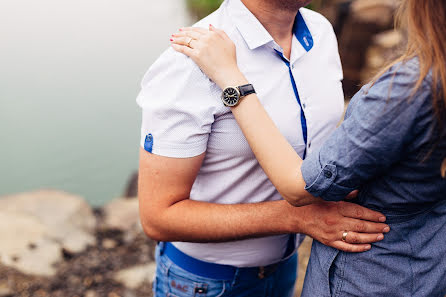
[221,86,241,107]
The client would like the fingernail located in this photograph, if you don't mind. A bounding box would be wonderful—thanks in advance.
[379,216,386,222]
[170,38,173,41]
[179,28,183,31]
[365,244,371,250]
[383,226,390,233]
[377,234,384,240]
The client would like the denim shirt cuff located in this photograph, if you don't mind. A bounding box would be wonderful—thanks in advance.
[301,154,337,198]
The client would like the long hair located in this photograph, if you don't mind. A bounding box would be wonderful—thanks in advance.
[391,0,446,127]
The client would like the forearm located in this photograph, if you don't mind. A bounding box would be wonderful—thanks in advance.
[220,73,316,205]
[141,198,302,242]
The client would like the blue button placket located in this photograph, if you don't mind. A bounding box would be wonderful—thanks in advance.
[273,11,313,159]
[275,50,309,159]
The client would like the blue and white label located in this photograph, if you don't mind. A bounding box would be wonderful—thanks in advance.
[144,133,154,153]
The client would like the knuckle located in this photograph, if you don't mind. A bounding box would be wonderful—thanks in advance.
[354,207,364,217]
[350,234,360,244]
[355,222,366,232]
[323,216,337,226]
[337,201,347,210]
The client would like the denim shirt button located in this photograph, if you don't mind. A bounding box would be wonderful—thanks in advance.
[324,170,333,178]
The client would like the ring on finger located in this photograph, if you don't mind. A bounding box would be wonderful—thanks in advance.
[187,37,194,48]
[342,231,349,242]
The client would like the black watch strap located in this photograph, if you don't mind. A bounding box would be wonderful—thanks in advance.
[238,84,256,97]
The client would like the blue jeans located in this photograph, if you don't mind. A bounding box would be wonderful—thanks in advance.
[153,245,298,297]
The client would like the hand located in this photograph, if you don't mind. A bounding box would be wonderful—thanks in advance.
[292,201,390,253]
[171,25,245,89]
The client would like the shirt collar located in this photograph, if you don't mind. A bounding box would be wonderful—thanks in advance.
[226,0,314,52]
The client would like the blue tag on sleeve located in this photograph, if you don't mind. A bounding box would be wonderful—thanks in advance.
[144,133,153,153]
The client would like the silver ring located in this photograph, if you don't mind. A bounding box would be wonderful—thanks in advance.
[342,231,349,242]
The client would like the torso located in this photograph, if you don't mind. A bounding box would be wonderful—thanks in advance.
[173,0,345,267]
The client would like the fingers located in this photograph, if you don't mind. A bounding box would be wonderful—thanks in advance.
[179,27,209,34]
[209,24,229,40]
[171,43,194,58]
[342,231,384,244]
[173,30,203,41]
[338,201,387,223]
[345,190,359,200]
[171,36,197,49]
[346,218,390,234]
[332,241,372,253]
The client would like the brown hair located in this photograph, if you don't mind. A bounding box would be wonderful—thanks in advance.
[390,0,446,127]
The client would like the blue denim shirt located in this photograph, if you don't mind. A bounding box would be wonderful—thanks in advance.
[301,59,446,297]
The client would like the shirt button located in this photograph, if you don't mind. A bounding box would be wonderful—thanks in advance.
[324,170,333,178]
[302,103,306,109]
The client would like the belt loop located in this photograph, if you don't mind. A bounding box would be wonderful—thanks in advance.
[231,268,240,288]
[158,241,166,255]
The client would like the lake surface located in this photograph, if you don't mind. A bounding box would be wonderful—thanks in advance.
[0,0,191,205]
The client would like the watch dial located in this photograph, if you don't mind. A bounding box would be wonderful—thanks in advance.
[223,88,239,106]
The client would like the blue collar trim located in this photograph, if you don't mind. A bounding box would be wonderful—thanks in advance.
[294,11,313,52]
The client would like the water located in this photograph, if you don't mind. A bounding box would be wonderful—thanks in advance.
[0,0,191,206]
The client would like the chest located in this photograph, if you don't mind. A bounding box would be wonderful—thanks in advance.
[207,43,344,159]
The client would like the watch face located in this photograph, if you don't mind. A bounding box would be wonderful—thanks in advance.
[222,87,240,107]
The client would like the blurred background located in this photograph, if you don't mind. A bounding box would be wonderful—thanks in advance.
[0,0,403,296]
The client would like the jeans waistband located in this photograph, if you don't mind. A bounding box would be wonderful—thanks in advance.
[159,235,296,281]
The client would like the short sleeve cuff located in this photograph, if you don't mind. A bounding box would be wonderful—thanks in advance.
[140,136,207,158]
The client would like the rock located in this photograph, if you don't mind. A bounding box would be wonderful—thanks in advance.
[0,190,96,254]
[84,290,98,297]
[334,0,399,97]
[361,30,404,83]
[102,239,118,249]
[123,172,138,198]
[0,282,13,297]
[102,198,141,232]
[351,0,397,26]
[113,263,156,289]
[0,211,62,276]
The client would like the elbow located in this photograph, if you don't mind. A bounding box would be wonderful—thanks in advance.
[278,180,313,207]
[139,210,171,242]
[140,220,166,242]
[282,192,307,207]
[278,169,314,206]
[275,181,303,206]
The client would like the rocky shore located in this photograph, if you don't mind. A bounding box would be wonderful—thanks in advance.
[0,190,312,297]
[0,190,156,297]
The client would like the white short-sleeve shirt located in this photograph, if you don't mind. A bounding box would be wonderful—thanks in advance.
[137,0,344,267]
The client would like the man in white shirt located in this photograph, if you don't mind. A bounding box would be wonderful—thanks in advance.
[137,0,389,296]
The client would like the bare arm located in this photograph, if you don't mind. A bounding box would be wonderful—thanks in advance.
[138,148,388,251]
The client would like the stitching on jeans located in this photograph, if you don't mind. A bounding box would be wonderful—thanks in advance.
[215,281,226,297]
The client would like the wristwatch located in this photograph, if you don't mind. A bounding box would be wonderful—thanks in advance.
[221,84,256,107]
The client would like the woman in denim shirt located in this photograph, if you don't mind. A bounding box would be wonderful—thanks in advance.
[171,0,446,295]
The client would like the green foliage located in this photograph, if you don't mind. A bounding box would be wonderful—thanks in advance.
[186,0,224,19]
[186,0,325,20]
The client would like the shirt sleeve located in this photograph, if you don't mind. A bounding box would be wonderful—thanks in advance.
[137,48,222,158]
[301,60,432,201]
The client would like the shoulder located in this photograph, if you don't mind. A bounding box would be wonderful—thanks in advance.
[299,8,336,39]
[373,57,432,102]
